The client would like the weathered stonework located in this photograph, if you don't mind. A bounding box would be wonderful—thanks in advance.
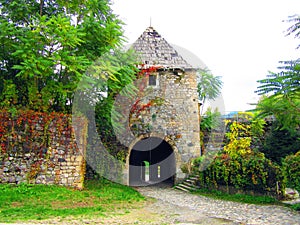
[0,111,87,189]
[124,27,201,185]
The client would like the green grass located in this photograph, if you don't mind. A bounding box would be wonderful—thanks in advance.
[288,203,300,211]
[192,188,300,211]
[192,188,278,205]
[0,179,145,222]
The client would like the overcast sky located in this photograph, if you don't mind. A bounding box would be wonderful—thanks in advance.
[111,0,299,112]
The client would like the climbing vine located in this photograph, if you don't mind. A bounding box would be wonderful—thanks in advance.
[0,110,75,154]
[0,109,87,184]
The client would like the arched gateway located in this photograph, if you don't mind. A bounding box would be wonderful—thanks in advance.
[129,137,176,186]
[123,26,201,186]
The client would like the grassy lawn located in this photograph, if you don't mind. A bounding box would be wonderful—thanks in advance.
[0,179,145,223]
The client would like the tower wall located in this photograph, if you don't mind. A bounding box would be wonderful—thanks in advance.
[127,68,201,183]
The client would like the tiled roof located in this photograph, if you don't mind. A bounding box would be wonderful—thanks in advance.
[131,27,192,69]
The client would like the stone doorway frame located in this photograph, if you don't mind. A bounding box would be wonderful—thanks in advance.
[125,133,181,186]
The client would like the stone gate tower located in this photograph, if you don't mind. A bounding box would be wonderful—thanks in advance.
[125,26,201,186]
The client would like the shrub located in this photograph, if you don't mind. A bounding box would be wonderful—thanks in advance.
[282,151,300,192]
[261,122,300,164]
[193,117,283,195]
[193,150,282,193]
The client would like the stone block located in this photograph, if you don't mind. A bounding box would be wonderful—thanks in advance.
[76,156,83,162]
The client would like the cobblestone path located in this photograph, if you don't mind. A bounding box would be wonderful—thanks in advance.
[136,186,300,225]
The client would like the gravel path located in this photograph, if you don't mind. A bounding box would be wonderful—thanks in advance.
[1,186,300,225]
[136,186,300,225]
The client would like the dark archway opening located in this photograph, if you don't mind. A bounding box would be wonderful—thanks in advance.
[129,137,176,186]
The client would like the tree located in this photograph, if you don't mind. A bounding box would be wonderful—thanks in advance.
[253,15,300,165]
[200,107,222,132]
[197,68,223,114]
[94,49,139,139]
[0,0,124,113]
[71,48,140,162]
[255,60,300,130]
[285,14,300,49]
[254,15,300,131]
[262,121,300,164]
[197,69,223,154]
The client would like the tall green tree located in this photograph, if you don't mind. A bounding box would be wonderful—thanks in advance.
[0,0,124,113]
[197,68,223,114]
[255,60,300,130]
[255,15,300,131]
[197,69,223,155]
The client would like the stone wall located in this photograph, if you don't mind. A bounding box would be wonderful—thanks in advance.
[0,110,87,189]
[128,68,201,182]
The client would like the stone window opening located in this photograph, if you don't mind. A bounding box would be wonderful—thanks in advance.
[149,74,157,86]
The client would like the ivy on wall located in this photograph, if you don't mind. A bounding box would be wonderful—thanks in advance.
[0,109,87,187]
[0,110,75,155]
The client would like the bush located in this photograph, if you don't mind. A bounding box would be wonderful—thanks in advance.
[262,122,300,164]
[282,151,300,192]
[193,150,282,193]
[193,118,283,195]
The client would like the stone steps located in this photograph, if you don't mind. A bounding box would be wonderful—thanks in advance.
[203,130,226,149]
[174,175,200,193]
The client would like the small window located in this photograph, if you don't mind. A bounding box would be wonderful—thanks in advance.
[149,75,157,86]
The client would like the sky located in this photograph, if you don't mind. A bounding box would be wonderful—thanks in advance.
[111,0,299,113]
